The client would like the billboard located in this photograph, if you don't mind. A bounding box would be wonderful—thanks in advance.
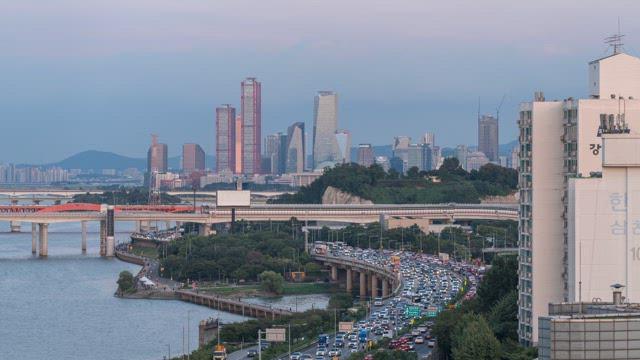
[216,190,251,207]
[339,322,354,333]
[265,328,286,342]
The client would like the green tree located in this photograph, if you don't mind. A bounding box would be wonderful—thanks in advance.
[487,290,518,342]
[259,270,285,295]
[451,314,501,360]
[117,270,135,294]
[432,308,464,357]
[475,255,518,313]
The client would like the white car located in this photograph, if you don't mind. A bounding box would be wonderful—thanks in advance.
[315,348,326,356]
[414,336,425,344]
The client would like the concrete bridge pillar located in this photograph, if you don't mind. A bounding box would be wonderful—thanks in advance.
[371,274,378,299]
[99,220,107,257]
[199,223,212,236]
[105,206,115,257]
[38,223,49,257]
[382,280,389,298]
[81,221,87,253]
[330,265,338,282]
[31,223,37,254]
[346,268,353,293]
[359,272,367,300]
[10,221,21,233]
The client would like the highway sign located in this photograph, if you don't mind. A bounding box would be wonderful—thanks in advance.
[404,305,421,318]
[265,328,286,342]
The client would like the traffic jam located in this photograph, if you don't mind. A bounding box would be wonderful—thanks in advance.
[285,242,484,359]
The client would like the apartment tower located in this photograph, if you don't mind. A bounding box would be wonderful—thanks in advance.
[518,50,640,345]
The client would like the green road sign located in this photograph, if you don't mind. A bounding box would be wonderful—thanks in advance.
[404,305,421,318]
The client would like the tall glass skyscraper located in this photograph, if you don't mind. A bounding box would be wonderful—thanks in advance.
[216,104,236,173]
[286,122,305,173]
[478,115,499,162]
[241,77,262,175]
[313,91,339,168]
[335,129,352,164]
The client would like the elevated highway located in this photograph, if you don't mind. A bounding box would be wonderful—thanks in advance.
[313,253,402,300]
[0,203,518,258]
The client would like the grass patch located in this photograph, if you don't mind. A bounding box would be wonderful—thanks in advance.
[130,245,159,259]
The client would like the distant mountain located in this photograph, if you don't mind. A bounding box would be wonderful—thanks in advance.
[46,150,216,171]
[49,150,146,171]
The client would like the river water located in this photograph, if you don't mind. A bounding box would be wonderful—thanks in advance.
[0,220,329,360]
[0,221,248,360]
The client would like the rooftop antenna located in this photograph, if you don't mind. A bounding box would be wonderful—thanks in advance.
[477,96,481,121]
[605,17,625,55]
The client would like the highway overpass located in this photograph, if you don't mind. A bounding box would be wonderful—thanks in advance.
[0,203,518,258]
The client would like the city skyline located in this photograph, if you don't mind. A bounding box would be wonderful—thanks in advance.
[3,1,640,163]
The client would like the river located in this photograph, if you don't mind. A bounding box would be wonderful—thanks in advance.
[0,221,249,360]
[0,220,329,360]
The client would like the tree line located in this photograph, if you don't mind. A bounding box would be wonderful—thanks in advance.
[270,159,517,204]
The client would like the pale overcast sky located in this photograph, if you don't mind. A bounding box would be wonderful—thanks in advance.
[1,0,639,163]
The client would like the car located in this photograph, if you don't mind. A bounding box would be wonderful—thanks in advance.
[374,297,383,306]
[301,355,313,360]
[411,329,420,336]
[315,347,326,356]
[247,349,258,357]
[414,336,425,344]
[427,340,435,348]
[328,348,340,356]
[290,352,302,360]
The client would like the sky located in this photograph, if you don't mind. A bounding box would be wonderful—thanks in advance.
[2,0,640,164]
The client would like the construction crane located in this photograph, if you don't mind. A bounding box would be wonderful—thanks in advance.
[496,94,506,122]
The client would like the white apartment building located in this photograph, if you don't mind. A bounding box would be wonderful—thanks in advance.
[568,134,640,308]
[518,50,640,345]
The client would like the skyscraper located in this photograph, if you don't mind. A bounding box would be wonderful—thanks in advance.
[286,122,305,173]
[147,135,168,174]
[147,135,168,187]
[234,115,243,174]
[241,77,262,175]
[517,51,640,346]
[478,115,499,162]
[335,129,352,164]
[313,91,339,168]
[423,132,435,147]
[182,143,205,175]
[216,104,236,173]
[265,132,288,175]
[356,144,374,167]
[455,144,469,170]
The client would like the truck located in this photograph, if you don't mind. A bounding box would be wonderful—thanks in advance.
[358,329,368,343]
[314,243,328,255]
[212,344,227,360]
[318,333,329,347]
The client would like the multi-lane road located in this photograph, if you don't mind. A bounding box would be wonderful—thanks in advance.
[231,245,481,360]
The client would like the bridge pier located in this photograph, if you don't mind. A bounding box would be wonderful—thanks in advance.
[81,221,87,253]
[382,279,389,298]
[31,223,37,254]
[371,274,378,299]
[10,221,21,233]
[330,265,338,282]
[359,272,367,300]
[105,206,115,257]
[99,221,108,256]
[346,268,353,293]
[198,223,212,236]
[38,223,48,257]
